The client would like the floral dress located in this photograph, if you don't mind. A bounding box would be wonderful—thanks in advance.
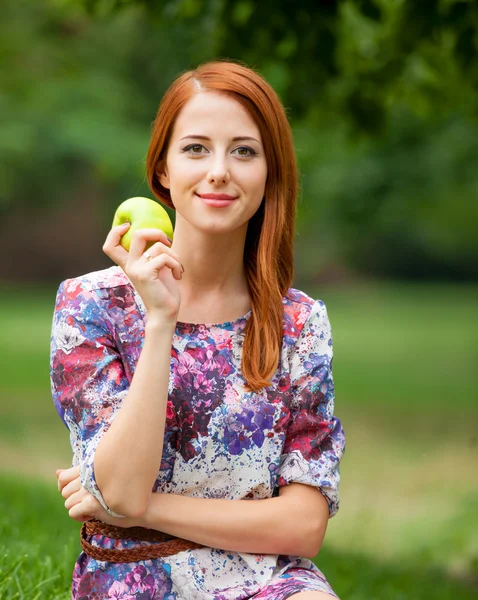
[50,266,346,600]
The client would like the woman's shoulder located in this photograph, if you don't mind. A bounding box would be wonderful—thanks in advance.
[60,265,131,293]
[55,265,142,320]
[283,287,315,308]
[283,287,327,318]
[282,288,328,343]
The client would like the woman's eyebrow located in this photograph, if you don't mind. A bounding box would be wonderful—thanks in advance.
[179,134,261,143]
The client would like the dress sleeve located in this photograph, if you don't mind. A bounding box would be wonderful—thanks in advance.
[277,300,345,517]
[50,279,129,516]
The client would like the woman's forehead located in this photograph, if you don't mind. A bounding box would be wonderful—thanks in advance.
[171,91,262,141]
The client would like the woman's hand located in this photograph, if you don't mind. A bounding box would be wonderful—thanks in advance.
[56,467,138,527]
[102,223,183,326]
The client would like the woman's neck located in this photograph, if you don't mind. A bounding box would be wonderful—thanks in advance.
[170,219,251,322]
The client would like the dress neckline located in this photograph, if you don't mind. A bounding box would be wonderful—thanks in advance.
[175,309,253,331]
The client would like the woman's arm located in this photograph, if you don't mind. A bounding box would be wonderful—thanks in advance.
[93,317,175,517]
[52,225,183,518]
[53,290,174,518]
[58,468,329,558]
[94,226,183,517]
[138,483,329,558]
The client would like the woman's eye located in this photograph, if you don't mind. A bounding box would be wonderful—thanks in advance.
[233,146,256,157]
[183,144,206,155]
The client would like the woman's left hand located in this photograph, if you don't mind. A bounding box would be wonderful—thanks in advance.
[56,467,138,527]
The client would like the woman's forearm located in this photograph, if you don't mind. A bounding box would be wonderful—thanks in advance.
[94,319,175,517]
[138,491,324,558]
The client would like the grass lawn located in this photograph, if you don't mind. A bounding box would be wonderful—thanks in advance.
[1,280,477,598]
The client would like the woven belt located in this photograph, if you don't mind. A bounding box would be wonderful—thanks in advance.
[80,519,204,563]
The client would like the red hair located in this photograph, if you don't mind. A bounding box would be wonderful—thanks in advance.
[146,60,297,392]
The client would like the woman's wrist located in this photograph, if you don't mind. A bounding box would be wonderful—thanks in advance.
[144,314,177,335]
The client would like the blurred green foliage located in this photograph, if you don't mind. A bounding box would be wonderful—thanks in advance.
[58,0,478,127]
[1,0,477,281]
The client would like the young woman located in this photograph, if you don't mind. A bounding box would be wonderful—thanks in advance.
[52,60,346,600]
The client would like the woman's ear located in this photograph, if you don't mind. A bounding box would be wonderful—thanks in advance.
[157,163,170,190]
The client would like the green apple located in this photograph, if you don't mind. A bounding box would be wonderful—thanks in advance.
[112,197,174,251]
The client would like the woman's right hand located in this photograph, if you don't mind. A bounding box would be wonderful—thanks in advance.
[103,223,183,326]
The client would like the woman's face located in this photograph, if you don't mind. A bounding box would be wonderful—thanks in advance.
[160,91,268,236]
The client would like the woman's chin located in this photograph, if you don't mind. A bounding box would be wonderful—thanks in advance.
[177,214,248,237]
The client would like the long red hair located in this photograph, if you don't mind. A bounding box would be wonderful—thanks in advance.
[146,61,298,392]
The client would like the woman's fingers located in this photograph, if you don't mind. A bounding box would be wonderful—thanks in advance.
[56,468,103,522]
[64,488,84,510]
[61,476,82,499]
[68,501,95,522]
[148,253,183,281]
[67,491,101,522]
[142,241,181,265]
[128,228,172,261]
[102,223,131,267]
[57,466,80,492]
[103,225,176,272]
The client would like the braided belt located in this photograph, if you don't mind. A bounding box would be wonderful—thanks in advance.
[80,519,204,563]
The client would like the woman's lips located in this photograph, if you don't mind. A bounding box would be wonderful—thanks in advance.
[195,192,237,207]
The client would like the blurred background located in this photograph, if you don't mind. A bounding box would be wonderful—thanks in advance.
[1,1,477,598]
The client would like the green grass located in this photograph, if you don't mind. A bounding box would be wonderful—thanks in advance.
[323,281,478,414]
[0,281,477,598]
[0,473,78,599]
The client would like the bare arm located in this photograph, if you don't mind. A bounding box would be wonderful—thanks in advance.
[59,472,328,558]
[94,318,175,517]
[136,483,329,558]
[93,224,183,517]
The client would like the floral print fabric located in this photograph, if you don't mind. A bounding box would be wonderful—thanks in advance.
[50,266,345,599]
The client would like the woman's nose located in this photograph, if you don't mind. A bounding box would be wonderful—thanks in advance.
[207,159,230,185]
